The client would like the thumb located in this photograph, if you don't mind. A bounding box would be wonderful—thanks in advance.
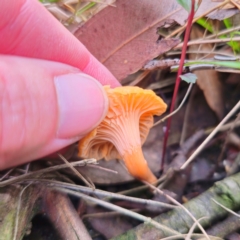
[0,55,108,169]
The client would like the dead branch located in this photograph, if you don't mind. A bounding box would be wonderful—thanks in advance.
[43,189,92,240]
[0,185,41,240]
[111,172,240,240]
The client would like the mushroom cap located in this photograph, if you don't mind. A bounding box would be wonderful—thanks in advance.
[78,86,167,182]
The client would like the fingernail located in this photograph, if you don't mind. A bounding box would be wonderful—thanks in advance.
[54,73,108,139]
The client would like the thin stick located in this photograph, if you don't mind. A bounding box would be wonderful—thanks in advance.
[205,25,240,40]
[167,50,236,58]
[174,36,240,49]
[29,179,177,209]
[212,198,240,218]
[216,113,240,164]
[54,187,181,236]
[0,168,15,181]
[185,217,208,240]
[13,183,32,240]
[82,209,140,220]
[129,70,150,86]
[58,154,95,189]
[230,0,240,10]
[205,119,240,135]
[181,101,240,169]
[87,164,118,174]
[144,181,210,240]
[153,83,193,127]
[160,233,222,240]
[0,158,96,188]
[166,0,230,39]
[24,163,31,174]
[117,175,167,196]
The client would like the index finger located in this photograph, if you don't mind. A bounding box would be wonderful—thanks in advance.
[0,0,120,87]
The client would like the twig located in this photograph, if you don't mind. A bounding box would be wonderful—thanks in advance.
[0,168,15,181]
[166,0,231,39]
[87,164,118,174]
[180,100,240,169]
[13,183,32,240]
[0,158,96,188]
[167,50,236,58]
[82,209,140,220]
[129,70,150,86]
[153,83,193,127]
[44,189,92,240]
[185,217,208,240]
[29,179,177,209]
[205,119,240,135]
[24,163,31,174]
[204,25,240,40]
[54,187,181,236]
[143,181,211,240]
[160,233,222,240]
[113,172,240,239]
[207,210,240,238]
[230,0,240,10]
[211,198,240,218]
[58,154,95,189]
[116,175,167,196]
[174,36,240,49]
[216,113,240,164]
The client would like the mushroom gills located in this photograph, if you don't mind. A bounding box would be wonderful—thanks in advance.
[78,86,167,184]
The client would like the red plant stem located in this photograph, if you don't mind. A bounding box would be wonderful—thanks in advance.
[161,0,195,170]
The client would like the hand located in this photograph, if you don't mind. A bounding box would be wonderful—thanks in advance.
[0,0,120,169]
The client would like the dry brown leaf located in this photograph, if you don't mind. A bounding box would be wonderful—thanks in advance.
[74,0,238,80]
[227,132,240,150]
[212,0,240,9]
[44,190,92,240]
[85,206,134,239]
[189,26,224,120]
[77,159,134,184]
[74,0,186,80]
[198,1,239,20]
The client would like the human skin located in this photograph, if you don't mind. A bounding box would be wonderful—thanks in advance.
[0,0,120,169]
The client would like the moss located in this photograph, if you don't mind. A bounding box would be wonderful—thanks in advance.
[112,173,240,240]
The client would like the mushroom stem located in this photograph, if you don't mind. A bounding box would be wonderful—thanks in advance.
[123,146,157,184]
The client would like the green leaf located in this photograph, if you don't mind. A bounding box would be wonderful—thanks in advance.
[185,60,240,69]
[196,18,213,33]
[176,0,199,12]
[180,73,197,83]
[177,0,192,12]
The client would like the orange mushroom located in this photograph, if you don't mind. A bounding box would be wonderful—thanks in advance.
[78,86,167,183]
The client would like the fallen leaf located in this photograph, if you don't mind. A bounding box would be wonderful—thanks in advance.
[85,206,134,239]
[74,0,238,80]
[189,25,224,120]
[77,159,134,185]
[197,0,239,19]
[74,0,186,80]
[180,73,198,83]
[190,157,215,182]
[225,131,240,150]
[212,0,240,9]
[0,185,40,239]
